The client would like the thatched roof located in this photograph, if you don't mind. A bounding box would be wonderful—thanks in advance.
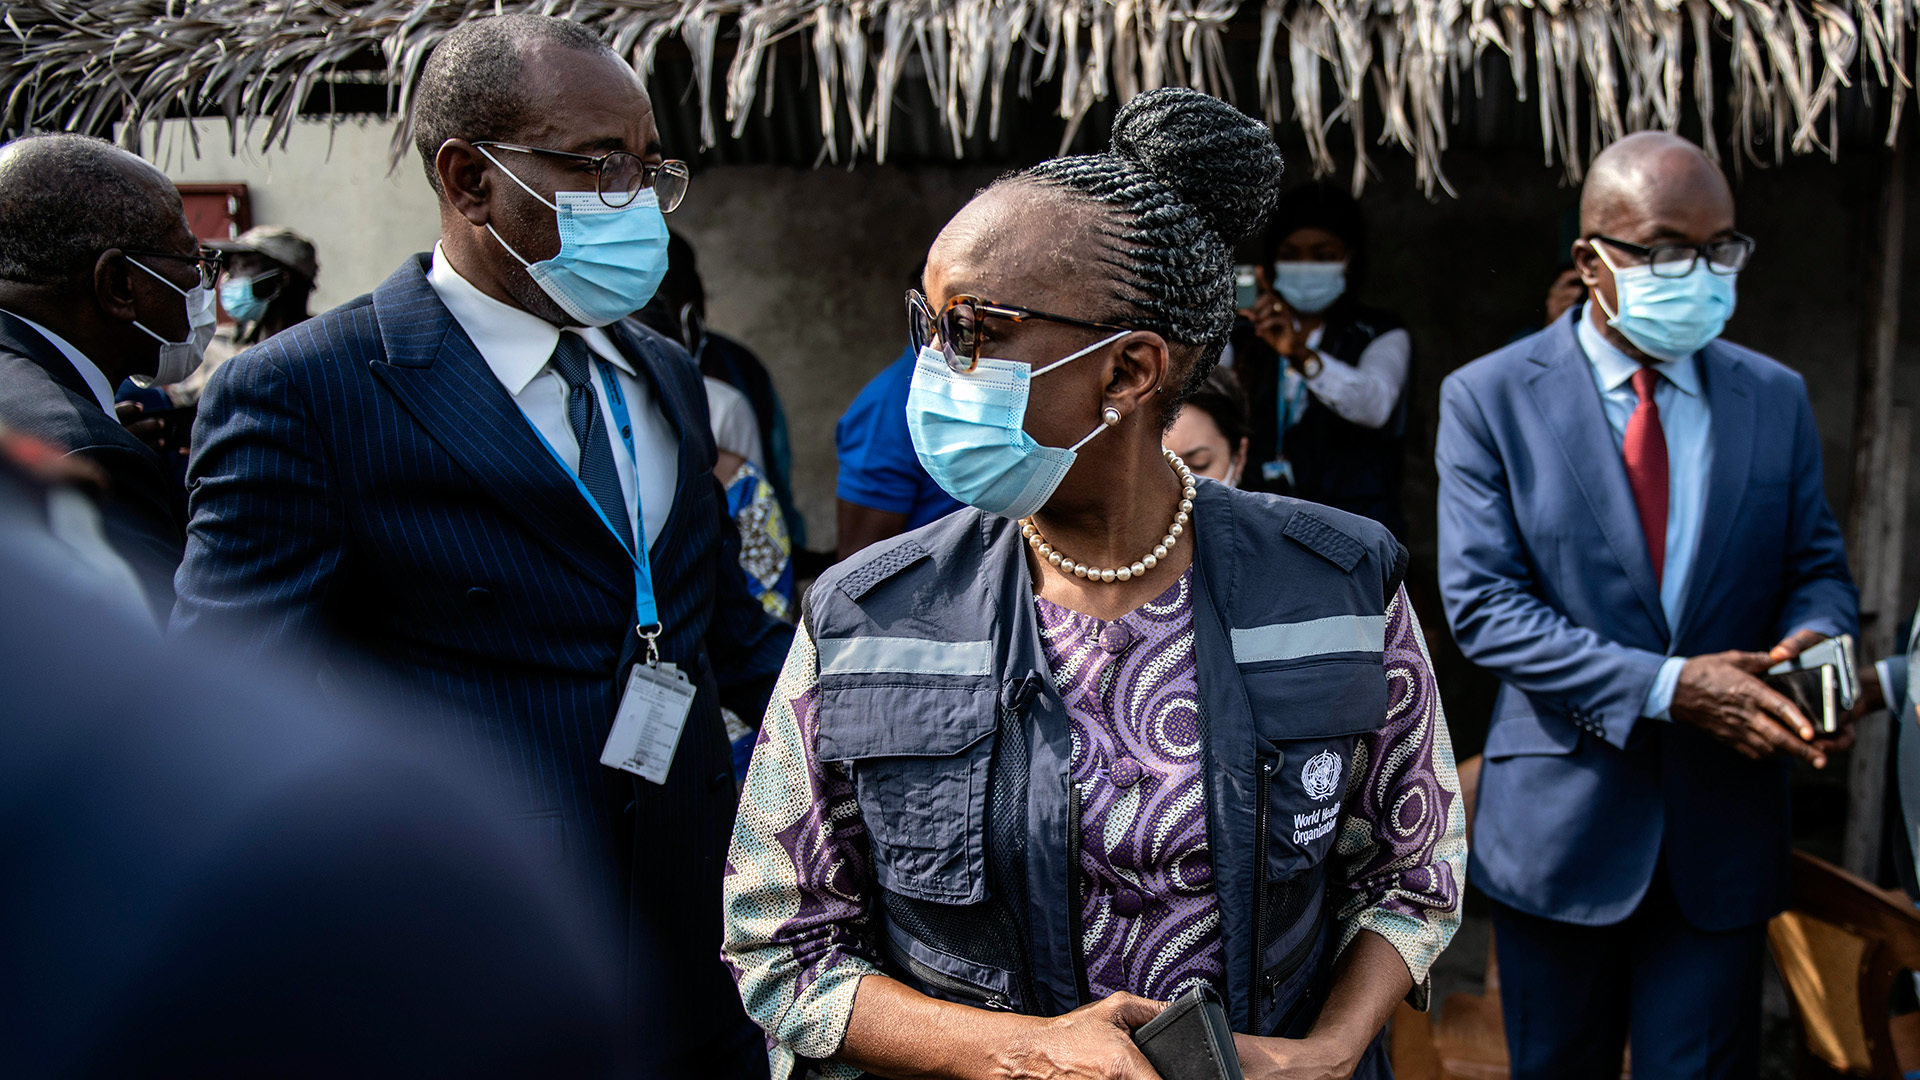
[1,0,1912,194]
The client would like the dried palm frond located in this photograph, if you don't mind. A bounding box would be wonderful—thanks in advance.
[1,0,1914,195]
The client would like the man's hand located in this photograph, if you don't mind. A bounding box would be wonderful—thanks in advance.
[1233,1032,1361,1080]
[1769,629,1861,756]
[1767,628,1828,666]
[1670,645,1827,768]
[115,400,176,457]
[995,993,1167,1080]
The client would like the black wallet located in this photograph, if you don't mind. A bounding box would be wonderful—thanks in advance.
[1763,633,1858,736]
[1131,986,1244,1080]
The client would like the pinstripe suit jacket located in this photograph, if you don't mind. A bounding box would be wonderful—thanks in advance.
[173,254,792,1067]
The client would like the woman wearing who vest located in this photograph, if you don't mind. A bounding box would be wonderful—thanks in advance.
[723,89,1464,1080]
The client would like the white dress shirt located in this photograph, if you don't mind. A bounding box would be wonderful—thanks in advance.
[704,376,766,471]
[1303,326,1412,429]
[1575,306,1714,720]
[2,310,116,414]
[426,244,678,550]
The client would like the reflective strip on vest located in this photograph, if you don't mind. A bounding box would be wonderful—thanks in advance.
[1230,614,1387,664]
[817,636,994,677]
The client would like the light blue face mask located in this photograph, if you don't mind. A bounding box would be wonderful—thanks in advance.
[906,330,1130,520]
[478,145,670,327]
[1271,261,1347,314]
[217,271,280,325]
[1592,244,1736,361]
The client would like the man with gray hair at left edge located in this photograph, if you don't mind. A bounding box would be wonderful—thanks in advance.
[173,14,791,1078]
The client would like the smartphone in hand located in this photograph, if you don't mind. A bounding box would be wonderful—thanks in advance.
[1234,264,1259,310]
[1765,634,1858,735]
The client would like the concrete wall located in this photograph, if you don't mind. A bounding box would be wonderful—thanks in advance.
[152,119,442,314]
[148,119,1920,661]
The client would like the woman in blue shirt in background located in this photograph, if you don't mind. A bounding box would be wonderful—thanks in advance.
[834,272,966,561]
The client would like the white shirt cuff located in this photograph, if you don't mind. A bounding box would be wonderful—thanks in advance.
[1877,658,1898,709]
[1645,656,1688,721]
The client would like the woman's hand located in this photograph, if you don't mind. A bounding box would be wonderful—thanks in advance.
[840,980,1167,1080]
[1232,1032,1362,1080]
[993,993,1168,1080]
[1239,267,1311,367]
[1228,932,1410,1080]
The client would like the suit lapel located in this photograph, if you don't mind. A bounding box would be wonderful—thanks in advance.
[1671,345,1754,644]
[367,256,628,599]
[1522,314,1670,641]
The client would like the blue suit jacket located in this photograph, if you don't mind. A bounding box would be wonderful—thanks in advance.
[173,254,792,1065]
[1436,308,1857,930]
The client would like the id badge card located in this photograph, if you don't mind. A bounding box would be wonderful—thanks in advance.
[601,661,697,784]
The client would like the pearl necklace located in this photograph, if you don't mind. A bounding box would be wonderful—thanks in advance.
[1020,448,1196,583]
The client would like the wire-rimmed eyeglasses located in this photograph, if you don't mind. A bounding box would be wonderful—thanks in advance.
[1587,233,1755,278]
[123,246,226,289]
[907,289,1134,374]
[473,141,690,212]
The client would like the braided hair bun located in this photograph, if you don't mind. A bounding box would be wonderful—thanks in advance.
[1006,88,1283,416]
[1110,88,1283,246]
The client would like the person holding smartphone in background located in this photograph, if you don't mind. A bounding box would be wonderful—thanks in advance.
[1232,183,1412,537]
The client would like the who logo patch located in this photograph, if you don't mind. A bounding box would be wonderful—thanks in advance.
[1300,750,1342,801]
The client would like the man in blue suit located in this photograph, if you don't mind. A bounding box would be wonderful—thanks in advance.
[173,14,791,1078]
[1437,132,1858,1078]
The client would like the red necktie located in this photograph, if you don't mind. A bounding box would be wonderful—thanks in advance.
[1622,367,1669,581]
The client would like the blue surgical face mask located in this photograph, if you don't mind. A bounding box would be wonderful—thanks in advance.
[1271,261,1347,314]
[477,145,670,327]
[1591,244,1736,361]
[906,330,1130,520]
[217,270,280,325]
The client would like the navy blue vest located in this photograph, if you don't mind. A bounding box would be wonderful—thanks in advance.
[1237,306,1410,537]
[805,482,1407,1039]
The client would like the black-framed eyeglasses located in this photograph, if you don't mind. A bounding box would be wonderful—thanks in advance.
[1588,233,1754,278]
[907,289,1134,374]
[473,141,690,212]
[123,246,226,289]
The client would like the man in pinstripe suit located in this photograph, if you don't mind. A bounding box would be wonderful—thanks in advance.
[174,15,790,1078]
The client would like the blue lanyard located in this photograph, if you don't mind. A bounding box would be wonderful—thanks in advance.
[593,361,659,636]
[520,346,659,639]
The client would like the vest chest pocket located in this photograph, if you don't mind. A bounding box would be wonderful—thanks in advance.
[1243,656,1387,879]
[816,681,997,905]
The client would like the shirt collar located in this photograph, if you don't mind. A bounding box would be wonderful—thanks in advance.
[425,243,634,395]
[2,310,115,414]
[1574,302,1702,398]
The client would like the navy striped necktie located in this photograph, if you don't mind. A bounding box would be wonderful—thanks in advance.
[548,333,634,555]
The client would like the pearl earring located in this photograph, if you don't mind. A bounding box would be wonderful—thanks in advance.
[1102,407,1121,426]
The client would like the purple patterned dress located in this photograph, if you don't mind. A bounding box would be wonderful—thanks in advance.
[1035,569,1223,1000]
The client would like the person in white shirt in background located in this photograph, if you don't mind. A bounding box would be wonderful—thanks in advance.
[1233,182,1413,537]
[703,373,792,623]
[704,376,764,483]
